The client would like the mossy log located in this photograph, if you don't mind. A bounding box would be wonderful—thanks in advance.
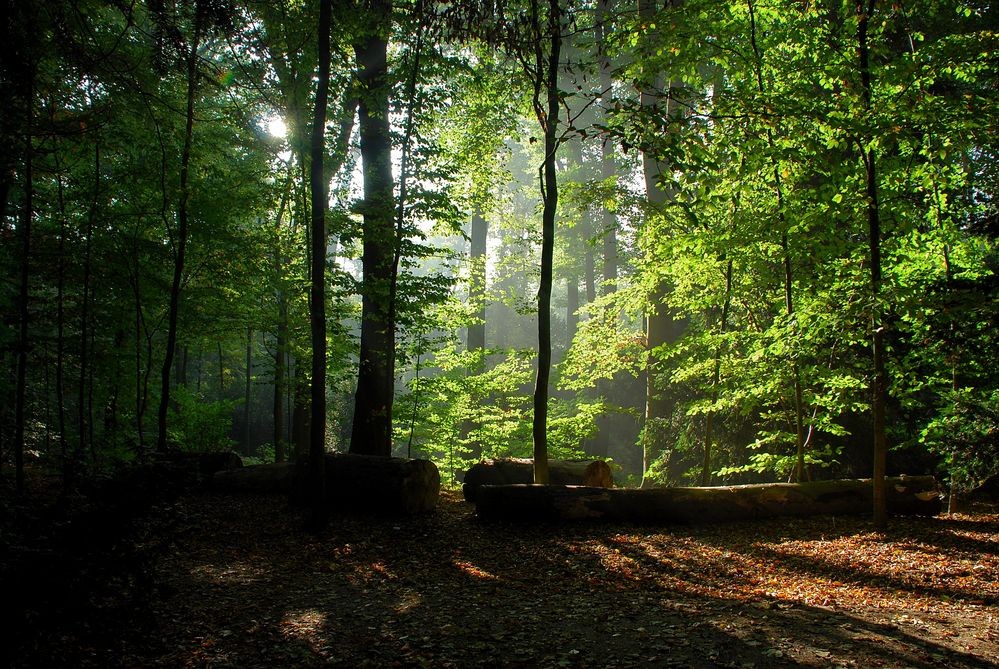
[463,458,613,502]
[475,476,941,523]
[213,454,440,515]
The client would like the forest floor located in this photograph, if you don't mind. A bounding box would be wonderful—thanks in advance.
[3,471,998,668]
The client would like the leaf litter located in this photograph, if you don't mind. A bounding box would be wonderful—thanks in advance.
[6,488,998,668]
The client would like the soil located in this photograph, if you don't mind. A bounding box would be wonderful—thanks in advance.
[3,480,997,668]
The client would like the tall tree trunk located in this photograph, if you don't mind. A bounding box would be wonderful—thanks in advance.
[857,0,888,527]
[638,0,688,487]
[746,0,806,482]
[78,141,98,467]
[530,0,562,485]
[53,152,70,485]
[157,18,202,454]
[468,210,487,356]
[13,68,34,496]
[307,0,333,530]
[292,359,310,460]
[597,0,616,299]
[274,310,287,463]
[244,328,253,453]
[566,274,579,345]
[350,0,395,458]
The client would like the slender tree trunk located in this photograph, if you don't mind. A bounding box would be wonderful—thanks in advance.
[244,328,253,453]
[637,0,689,486]
[292,359,310,460]
[350,0,395,458]
[274,298,288,462]
[157,19,202,453]
[78,141,98,466]
[566,274,579,344]
[597,0,616,298]
[746,0,806,482]
[54,156,70,485]
[272,173,292,464]
[13,70,34,496]
[857,0,888,527]
[307,0,333,530]
[530,0,562,485]
[468,210,487,356]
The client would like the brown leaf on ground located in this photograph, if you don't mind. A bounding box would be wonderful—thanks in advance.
[6,485,999,669]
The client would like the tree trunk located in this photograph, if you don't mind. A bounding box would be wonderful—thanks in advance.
[463,458,613,502]
[857,0,888,528]
[307,0,333,531]
[530,0,562,485]
[53,151,70,485]
[157,18,202,454]
[13,68,34,496]
[244,328,253,453]
[746,0,806,482]
[638,0,687,487]
[468,210,487,355]
[475,476,941,524]
[350,0,396,458]
[274,298,288,463]
[566,274,579,345]
[598,0,616,299]
[291,358,310,460]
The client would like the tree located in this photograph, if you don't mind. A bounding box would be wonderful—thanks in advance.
[350,0,396,457]
[526,0,564,484]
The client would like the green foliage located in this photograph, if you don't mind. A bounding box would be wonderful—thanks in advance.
[169,386,238,454]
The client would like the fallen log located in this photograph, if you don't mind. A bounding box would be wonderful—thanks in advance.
[212,462,294,494]
[322,453,440,515]
[475,476,941,523]
[463,458,613,502]
[157,450,243,485]
[212,454,441,515]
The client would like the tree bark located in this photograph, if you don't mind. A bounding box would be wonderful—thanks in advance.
[476,476,941,523]
[638,0,687,487]
[530,0,562,485]
[468,210,487,355]
[157,17,202,454]
[307,0,333,530]
[746,0,806,482]
[857,0,888,528]
[463,458,613,502]
[13,67,34,496]
[350,0,396,458]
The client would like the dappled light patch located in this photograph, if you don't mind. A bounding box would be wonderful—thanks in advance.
[453,558,501,581]
[190,560,267,585]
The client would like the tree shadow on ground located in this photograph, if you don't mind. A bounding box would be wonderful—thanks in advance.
[77,492,993,669]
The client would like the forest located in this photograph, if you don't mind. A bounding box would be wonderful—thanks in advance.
[2,0,996,504]
[1,0,998,666]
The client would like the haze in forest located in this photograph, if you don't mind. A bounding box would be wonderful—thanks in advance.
[1,0,996,520]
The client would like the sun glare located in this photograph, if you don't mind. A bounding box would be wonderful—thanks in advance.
[265,115,288,138]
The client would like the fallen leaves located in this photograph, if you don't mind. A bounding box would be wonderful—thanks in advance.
[8,486,998,668]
